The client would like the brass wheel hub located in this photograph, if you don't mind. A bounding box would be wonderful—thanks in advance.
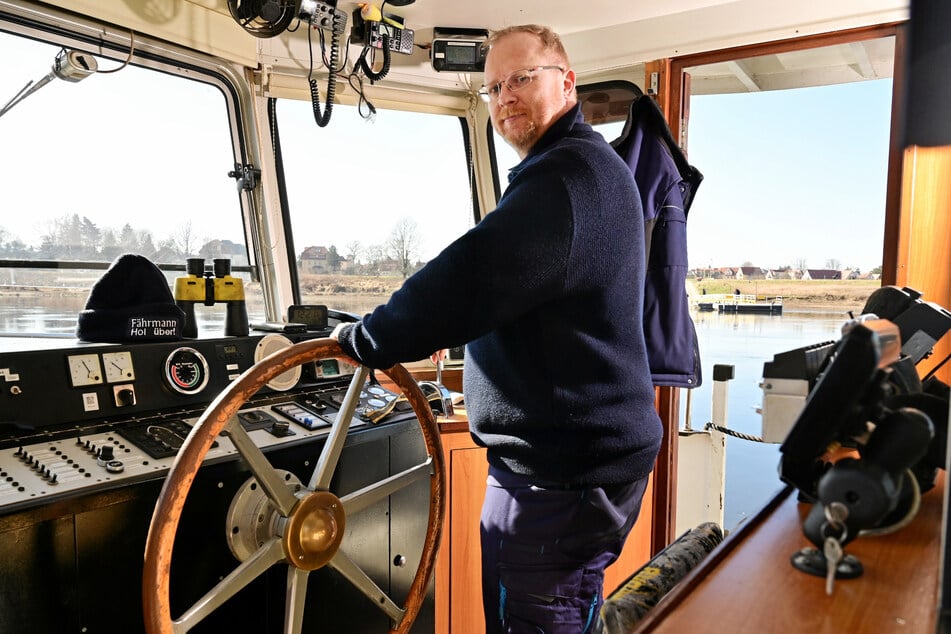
[284,490,346,571]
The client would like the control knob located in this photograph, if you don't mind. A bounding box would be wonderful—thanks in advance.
[97,445,115,467]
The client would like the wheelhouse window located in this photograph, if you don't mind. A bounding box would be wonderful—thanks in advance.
[0,27,254,335]
[275,102,475,316]
[491,80,640,195]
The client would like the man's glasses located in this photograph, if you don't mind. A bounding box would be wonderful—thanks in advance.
[477,65,565,102]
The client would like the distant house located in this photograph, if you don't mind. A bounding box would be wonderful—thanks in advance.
[735,266,766,280]
[300,246,333,274]
[766,268,795,280]
[692,266,732,279]
[198,239,248,267]
[718,267,736,279]
[802,268,841,280]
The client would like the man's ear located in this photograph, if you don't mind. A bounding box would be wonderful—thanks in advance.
[563,68,577,98]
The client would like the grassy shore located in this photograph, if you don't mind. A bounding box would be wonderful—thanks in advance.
[689,278,878,312]
[299,274,880,313]
[1,273,881,315]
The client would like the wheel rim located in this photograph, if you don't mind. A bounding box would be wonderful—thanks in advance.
[142,337,445,634]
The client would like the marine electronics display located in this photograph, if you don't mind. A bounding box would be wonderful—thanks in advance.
[762,286,951,584]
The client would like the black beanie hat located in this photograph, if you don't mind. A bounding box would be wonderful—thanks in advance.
[76,253,185,342]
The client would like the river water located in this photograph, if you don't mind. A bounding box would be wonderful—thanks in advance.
[0,297,854,532]
[687,307,852,530]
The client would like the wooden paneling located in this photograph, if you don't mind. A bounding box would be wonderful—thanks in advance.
[435,426,488,634]
[895,145,951,385]
[605,474,655,596]
[434,418,655,633]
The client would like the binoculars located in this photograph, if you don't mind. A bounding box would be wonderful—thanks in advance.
[174,258,249,338]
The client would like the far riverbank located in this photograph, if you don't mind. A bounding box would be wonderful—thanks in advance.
[687,278,878,313]
[0,274,882,315]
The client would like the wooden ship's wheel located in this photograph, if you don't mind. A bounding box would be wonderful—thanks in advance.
[143,338,445,634]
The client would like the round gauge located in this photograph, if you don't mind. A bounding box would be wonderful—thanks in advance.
[164,347,210,395]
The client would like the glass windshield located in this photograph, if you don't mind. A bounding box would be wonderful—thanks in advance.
[276,101,475,317]
[0,28,257,335]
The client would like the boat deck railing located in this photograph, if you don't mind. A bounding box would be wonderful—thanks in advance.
[695,293,784,305]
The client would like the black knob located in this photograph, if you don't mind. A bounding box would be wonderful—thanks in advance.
[97,445,115,466]
[116,387,136,407]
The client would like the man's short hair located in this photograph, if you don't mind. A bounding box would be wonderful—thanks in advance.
[484,24,570,66]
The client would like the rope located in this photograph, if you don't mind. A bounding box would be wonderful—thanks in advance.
[704,422,765,443]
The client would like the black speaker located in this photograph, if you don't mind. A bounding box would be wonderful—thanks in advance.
[903,0,951,147]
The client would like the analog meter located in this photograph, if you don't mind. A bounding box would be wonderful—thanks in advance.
[102,350,135,383]
[67,353,103,387]
[164,347,210,395]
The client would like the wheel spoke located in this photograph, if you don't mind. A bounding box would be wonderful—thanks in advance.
[225,417,300,516]
[173,537,286,632]
[144,340,444,634]
[340,457,432,516]
[328,549,406,625]
[308,366,369,491]
[284,567,310,634]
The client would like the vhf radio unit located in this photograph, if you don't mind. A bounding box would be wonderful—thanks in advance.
[174,258,249,338]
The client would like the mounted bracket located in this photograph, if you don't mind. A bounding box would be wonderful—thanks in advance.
[228,163,261,192]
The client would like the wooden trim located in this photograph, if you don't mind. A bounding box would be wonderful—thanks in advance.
[651,386,679,550]
[644,60,669,113]
[669,22,902,71]
[881,23,908,286]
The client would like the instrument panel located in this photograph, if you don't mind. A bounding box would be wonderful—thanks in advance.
[0,333,407,515]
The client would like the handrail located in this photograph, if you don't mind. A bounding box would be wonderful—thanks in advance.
[0,259,254,274]
[695,293,783,304]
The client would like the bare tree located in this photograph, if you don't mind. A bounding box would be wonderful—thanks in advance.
[174,221,197,257]
[345,240,362,272]
[824,258,841,270]
[328,245,342,272]
[387,217,421,279]
[794,257,808,271]
[365,243,385,276]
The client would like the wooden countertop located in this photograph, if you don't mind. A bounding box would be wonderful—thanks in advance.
[436,407,469,434]
[632,473,946,633]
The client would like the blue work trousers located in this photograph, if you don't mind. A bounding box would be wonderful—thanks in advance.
[480,465,650,634]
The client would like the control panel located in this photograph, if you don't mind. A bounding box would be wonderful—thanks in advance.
[0,333,409,515]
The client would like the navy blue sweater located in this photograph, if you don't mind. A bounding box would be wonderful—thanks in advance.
[337,103,662,486]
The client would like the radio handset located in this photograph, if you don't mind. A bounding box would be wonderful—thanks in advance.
[174,258,249,338]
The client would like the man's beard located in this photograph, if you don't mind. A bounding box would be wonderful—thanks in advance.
[497,112,539,156]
